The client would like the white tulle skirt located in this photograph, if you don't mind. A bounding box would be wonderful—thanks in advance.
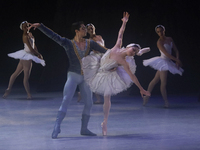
[143,56,183,75]
[82,52,136,96]
[8,50,45,66]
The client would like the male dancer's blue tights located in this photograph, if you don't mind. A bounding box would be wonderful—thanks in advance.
[52,72,96,139]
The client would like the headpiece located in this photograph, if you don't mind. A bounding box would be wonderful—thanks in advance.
[20,21,28,30]
[126,43,141,50]
[155,25,165,32]
[86,23,95,28]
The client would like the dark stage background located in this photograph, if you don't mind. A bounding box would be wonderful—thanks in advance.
[0,0,199,96]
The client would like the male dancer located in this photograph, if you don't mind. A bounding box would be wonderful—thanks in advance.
[29,22,107,139]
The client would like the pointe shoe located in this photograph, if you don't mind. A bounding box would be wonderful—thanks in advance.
[101,121,107,136]
[3,89,11,99]
[143,96,149,106]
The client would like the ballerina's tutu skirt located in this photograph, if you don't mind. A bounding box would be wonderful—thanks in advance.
[8,49,45,66]
[82,50,136,96]
[143,56,183,75]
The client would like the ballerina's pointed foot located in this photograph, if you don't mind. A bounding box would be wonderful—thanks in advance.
[27,94,32,100]
[101,121,107,136]
[3,89,11,99]
[164,101,169,108]
[143,96,149,106]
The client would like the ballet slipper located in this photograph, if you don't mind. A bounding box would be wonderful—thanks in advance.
[3,89,11,99]
[143,96,150,106]
[137,47,150,56]
[101,121,107,136]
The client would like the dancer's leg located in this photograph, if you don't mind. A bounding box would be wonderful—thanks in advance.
[3,60,23,98]
[143,71,160,105]
[160,71,169,107]
[21,60,32,99]
[59,72,81,113]
[52,72,81,139]
[79,80,96,136]
[101,95,111,136]
[79,81,93,115]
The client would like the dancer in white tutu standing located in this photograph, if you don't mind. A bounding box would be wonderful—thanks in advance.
[3,21,45,99]
[143,25,183,108]
[82,12,151,136]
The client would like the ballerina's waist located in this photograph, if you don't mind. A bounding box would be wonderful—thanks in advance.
[160,55,171,60]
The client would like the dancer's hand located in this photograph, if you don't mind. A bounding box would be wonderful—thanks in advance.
[38,54,43,60]
[140,89,151,98]
[28,23,41,30]
[121,12,129,23]
[176,59,182,69]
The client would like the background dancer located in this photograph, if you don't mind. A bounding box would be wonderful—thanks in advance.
[3,21,45,100]
[143,25,183,108]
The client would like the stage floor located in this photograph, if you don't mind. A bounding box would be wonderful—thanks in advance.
[0,87,200,150]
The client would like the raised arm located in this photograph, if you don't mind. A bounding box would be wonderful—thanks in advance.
[114,12,130,49]
[29,23,68,47]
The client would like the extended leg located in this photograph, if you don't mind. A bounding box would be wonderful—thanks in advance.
[3,60,23,98]
[143,71,160,105]
[52,72,79,139]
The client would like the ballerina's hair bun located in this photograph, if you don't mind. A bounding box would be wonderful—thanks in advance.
[126,43,141,50]
[20,21,28,30]
[155,25,165,32]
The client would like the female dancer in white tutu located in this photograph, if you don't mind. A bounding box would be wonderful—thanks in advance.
[77,23,106,103]
[3,21,45,99]
[86,23,105,104]
[82,12,150,136]
[143,25,183,108]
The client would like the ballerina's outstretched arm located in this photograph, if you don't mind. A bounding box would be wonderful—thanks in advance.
[113,12,130,49]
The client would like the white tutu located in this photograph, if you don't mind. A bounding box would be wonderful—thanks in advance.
[143,42,183,75]
[82,50,136,96]
[8,43,45,66]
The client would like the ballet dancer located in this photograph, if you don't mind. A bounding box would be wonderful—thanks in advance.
[143,25,184,108]
[3,21,45,99]
[29,21,107,138]
[82,12,151,136]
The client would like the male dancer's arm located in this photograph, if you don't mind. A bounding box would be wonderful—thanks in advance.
[30,23,70,47]
[90,40,107,53]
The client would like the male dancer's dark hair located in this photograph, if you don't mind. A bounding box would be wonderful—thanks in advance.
[71,21,84,37]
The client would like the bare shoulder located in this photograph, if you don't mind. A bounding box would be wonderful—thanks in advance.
[167,36,173,41]
[157,39,163,45]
